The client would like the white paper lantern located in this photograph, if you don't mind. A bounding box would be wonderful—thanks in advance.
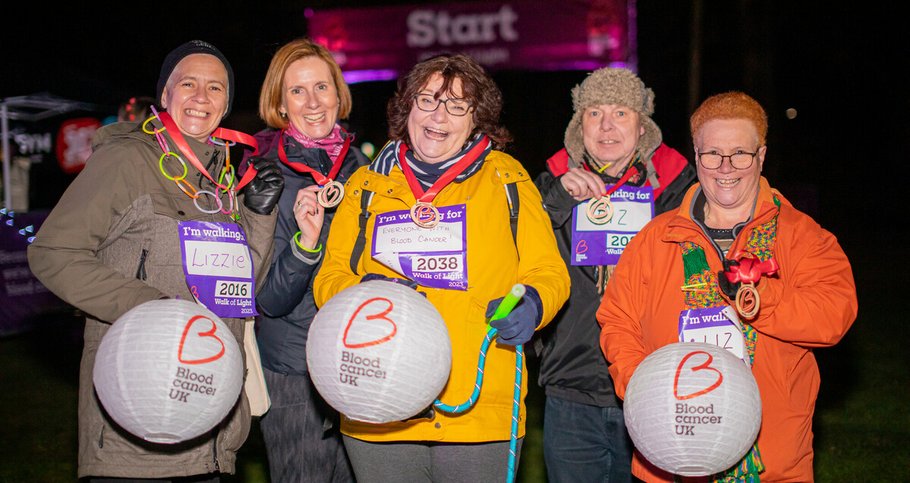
[93,299,243,444]
[307,281,452,423]
[624,342,761,477]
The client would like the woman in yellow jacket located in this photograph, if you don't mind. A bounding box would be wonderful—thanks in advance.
[313,54,570,482]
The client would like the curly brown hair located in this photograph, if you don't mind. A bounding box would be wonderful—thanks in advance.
[690,91,767,145]
[387,54,512,149]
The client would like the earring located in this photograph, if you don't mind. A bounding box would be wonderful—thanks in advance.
[280,111,288,119]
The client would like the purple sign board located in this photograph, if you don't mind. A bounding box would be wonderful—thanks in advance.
[307,0,636,82]
[0,210,69,336]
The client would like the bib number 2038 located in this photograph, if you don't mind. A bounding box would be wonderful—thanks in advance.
[413,255,461,272]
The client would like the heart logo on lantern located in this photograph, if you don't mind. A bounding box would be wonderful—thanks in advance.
[178,315,226,365]
[343,297,398,349]
[673,350,724,400]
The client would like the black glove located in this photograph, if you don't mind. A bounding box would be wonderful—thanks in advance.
[485,285,543,346]
[242,157,284,215]
[718,259,741,300]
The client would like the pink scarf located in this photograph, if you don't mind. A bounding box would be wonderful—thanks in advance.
[286,122,345,162]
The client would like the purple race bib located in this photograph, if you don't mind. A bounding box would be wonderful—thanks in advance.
[571,185,653,266]
[678,306,748,365]
[178,221,257,317]
[371,204,468,290]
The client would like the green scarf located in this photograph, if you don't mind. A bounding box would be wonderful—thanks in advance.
[678,198,780,482]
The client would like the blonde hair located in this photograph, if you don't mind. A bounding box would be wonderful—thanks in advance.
[258,38,352,129]
[690,91,767,145]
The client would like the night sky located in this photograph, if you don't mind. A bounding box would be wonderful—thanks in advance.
[2,1,904,266]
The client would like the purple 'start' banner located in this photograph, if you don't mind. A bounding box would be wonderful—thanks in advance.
[307,0,636,83]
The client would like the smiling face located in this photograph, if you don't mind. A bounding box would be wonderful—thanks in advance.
[160,53,228,142]
[406,72,475,164]
[581,103,645,177]
[280,56,340,140]
[694,118,767,227]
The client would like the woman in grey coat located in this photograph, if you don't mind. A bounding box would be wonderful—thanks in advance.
[28,40,283,481]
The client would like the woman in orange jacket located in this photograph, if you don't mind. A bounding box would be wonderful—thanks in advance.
[596,91,858,482]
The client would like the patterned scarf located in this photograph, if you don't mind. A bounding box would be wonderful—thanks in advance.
[678,197,780,482]
[370,134,491,187]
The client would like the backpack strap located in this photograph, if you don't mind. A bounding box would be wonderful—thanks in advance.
[505,182,519,247]
[349,189,374,275]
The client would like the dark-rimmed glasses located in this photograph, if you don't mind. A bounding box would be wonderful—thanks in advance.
[414,94,472,117]
[696,149,760,170]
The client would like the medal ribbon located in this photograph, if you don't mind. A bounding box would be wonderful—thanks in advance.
[276,129,352,186]
[397,136,490,203]
[583,163,641,225]
[723,257,779,285]
[157,111,259,191]
[602,164,640,197]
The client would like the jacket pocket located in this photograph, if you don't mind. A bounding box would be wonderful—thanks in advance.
[150,190,209,222]
[216,395,251,457]
[142,191,207,295]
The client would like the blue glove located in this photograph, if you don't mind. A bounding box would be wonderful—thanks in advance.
[361,273,419,291]
[485,285,542,346]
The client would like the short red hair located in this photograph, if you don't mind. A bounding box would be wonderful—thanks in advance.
[690,91,767,145]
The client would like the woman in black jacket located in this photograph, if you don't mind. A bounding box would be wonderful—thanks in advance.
[247,38,369,483]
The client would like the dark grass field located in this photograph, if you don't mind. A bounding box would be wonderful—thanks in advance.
[2,246,907,482]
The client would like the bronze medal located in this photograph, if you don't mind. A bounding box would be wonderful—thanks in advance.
[317,180,345,208]
[585,196,614,224]
[735,282,760,320]
[410,201,441,228]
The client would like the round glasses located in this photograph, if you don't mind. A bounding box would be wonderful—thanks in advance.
[696,149,760,170]
[414,94,472,117]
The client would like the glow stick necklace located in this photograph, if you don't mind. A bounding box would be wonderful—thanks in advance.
[143,108,258,217]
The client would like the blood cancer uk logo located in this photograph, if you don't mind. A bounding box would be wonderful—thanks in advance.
[673,349,723,400]
[343,297,398,348]
[178,315,226,364]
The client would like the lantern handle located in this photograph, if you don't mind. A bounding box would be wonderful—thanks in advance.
[435,283,526,483]
[435,283,526,412]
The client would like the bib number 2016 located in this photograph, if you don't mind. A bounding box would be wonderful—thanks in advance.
[216,280,251,298]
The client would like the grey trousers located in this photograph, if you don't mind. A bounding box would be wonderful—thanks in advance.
[343,435,523,483]
[259,368,354,483]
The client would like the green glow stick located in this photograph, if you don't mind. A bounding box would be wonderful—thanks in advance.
[487,284,526,330]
